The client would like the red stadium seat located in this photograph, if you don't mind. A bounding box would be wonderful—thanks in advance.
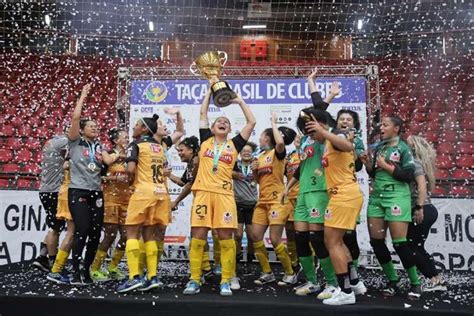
[436,143,452,155]
[458,142,474,154]
[0,125,15,137]
[22,163,41,174]
[0,149,13,162]
[4,137,22,150]
[449,186,471,196]
[440,130,458,142]
[17,124,33,137]
[24,138,41,151]
[16,178,32,189]
[435,169,449,179]
[16,149,32,162]
[432,185,447,196]
[0,178,11,188]
[436,155,455,169]
[456,155,474,169]
[1,163,20,173]
[460,131,474,143]
[451,169,473,179]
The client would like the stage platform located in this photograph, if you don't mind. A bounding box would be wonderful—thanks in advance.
[1,261,472,316]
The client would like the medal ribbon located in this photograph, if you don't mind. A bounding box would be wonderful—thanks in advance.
[212,138,228,171]
[239,161,251,178]
[86,141,96,165]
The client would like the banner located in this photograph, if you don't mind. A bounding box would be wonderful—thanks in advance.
[129,78,369,249]
[1,191,472,270]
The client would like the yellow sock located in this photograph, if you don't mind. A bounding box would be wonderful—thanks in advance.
[108,249,125,270]
[145,241,158,279]
[287,241,298,267]
[219,239,236,284]
[232,239,238,277]
[275,243,294,275]
[126,239,140,280]
[212,233,221,266]
[189,238,206,283]
[138,239,146,275]
[157,240,164,264]
[51,249,69,273]
[91,249,107,272]
[201,251,212,271]
[253,241,271,273]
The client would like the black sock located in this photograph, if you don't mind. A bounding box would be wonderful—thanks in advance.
[336,272,352,294]
[348,262,359,286]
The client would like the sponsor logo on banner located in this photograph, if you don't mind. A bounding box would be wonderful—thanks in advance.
[144,81,168,103]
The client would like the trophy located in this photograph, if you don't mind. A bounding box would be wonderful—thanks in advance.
[190,51,237,107]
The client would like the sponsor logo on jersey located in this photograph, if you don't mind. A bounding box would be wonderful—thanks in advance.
[150,143,162,153]
[223,211,233,223]
[257,166,273,175]
[324,208,332,219]
[305,146,315,158]
[203,149,234,164]
[310,208,320,218]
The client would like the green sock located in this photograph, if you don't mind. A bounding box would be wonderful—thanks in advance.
[299,256,316,284]
[381,261,399,282]
[320,257,337,286]
[406,266,420,285]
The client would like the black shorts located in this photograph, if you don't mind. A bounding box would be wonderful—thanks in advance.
[237,203,255,225]
[39,192,65,232]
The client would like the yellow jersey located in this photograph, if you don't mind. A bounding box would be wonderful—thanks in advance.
[192,128,247,196]
[322,138,361,198]
[285,151,300,199]
[126,136,168,199]
[103,151,131,206]
[58,169,70,201]
[257,148,286,203]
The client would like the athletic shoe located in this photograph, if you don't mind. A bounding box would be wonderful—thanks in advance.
[381,280,401,297]
[277,273,298,286]
[202,269,213,282]
[351,280,367,295]
[317,284,339,300]
[70,272,83,286]
[254,272,276,285]
[323,290,356,305]
[220,282,233,296]
[139,276,163,292]
[32,256,50,272]
[230,277,241,290]
[292,264,302,277]
[408,285,422,300]
[183,280,201,295]
[46,272,70,285]
[423,280,447,292]
[81,271,94,285]
[108,267,126,280]
[213,264,222,275]
[117,276,144,293]
[90,270,109,282]
[294,281,320,296]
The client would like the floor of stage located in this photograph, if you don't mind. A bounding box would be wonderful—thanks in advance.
[0,261,472,316]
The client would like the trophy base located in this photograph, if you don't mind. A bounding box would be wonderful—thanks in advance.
[211,81,237,107]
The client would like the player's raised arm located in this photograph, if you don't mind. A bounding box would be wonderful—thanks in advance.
[199,88,212,128]
[68,84,91,141]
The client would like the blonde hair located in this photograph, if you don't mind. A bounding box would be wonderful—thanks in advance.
[409,135,437,191]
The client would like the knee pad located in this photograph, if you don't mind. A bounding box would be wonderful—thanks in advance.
[295,231,311,257]
[309,230,329,259]
[343,231,360,260]
[370,238,392,265]
[393,241,416,269]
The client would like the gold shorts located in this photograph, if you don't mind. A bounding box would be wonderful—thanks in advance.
[56,198,72,221]
[252,201,291,226]
[104,204,128,225]
[126,196,170,226]
[324,194,363,230]
[190,191,237,229]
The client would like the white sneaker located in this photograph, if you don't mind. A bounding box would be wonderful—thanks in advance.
[277,273,298,286]
[323,290,356,305]
[351,280,367,295]
[294,281,320,296]
[230,277,241,290]
[317,284,339,300]
[254,272,276,285]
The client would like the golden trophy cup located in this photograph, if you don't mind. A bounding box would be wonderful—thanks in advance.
[190,51,237,107]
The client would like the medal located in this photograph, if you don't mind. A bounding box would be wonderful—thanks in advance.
[250,181,256,187]
[88,162,96,171]
[212,166,218,174]
[300,152,307,161]
[212,138,227,175]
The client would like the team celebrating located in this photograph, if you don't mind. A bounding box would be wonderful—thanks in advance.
[32,70,445,305]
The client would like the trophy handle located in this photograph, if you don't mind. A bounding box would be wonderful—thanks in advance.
[218,51,228,66]
[189,62,200,76]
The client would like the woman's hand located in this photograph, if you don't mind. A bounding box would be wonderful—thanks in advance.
[413,208,424,225]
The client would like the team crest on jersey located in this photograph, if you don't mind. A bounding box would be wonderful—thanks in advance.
[270,210,278,219]
[96,198,103,208]
[321,156,329,168]
[150,143,162,153]
[305,146,315,158]
[223,212,233,223]
[389,151,401,163]
[265,156,272,163]
[324,209,332,219]
[391,205,402,216]
[225,145,233,153]
[310,208,320,218]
